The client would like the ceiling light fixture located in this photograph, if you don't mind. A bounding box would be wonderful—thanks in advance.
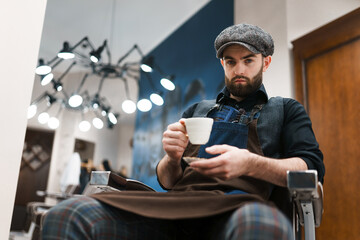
[30,0,176,131]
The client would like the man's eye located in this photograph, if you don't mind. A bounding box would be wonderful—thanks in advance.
[244,59,253,64]
[226,60,236,66]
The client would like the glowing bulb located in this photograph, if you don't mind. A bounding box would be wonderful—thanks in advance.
[48,117,59,129]
[68,94,83,107]
[140,64,153,73]
[27,105,37,119]
[160,78,175,91]
[35,65,52,75]
[57,52,75,59]
[41,73,53,86]
[79,120,91,132]
[150,93,164,106]
[108,112,117,124]
[92,117,104,129]
[137,99,152,112]
[122,100,136,114]
[38,112,49,124]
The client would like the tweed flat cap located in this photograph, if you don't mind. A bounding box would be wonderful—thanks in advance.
[214,23,274,58]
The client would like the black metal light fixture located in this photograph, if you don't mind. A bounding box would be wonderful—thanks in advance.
[29,36,175,131]
[58,42,75,59]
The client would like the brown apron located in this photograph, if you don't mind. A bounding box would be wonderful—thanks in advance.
[92,106,273,220]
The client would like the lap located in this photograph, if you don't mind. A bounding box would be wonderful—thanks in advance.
[42,197,293,240]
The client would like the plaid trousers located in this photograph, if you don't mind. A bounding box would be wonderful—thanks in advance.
[42,196,293,240]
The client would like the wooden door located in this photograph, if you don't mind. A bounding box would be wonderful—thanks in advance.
[292,8,360,239]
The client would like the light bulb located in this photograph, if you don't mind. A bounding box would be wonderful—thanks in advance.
[35,65,52,75]
[38,112,49,124]
[48,117,59,129]
[92,117,104,129]
[137,99,152,112]
[160,78,175,91]
[69,94,83,107]
[79,120,91,132]
[140,64,153,73]
[57,52,75,59]
[27,105,37,119]
[122,100,136,114]
[41,73,53,86]
[90,55,99,63]
[150,93,164,106]
[108,112,117,124]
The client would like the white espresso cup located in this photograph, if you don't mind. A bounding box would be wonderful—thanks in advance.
[184,117,214,145]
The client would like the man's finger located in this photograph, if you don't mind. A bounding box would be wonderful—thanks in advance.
[205,144,232,154]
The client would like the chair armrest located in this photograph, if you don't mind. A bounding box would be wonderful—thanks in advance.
[82,171,156,195]
[287,170,324,227]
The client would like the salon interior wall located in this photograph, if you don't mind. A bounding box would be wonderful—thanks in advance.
[234,0,360,98]
[0,0,47,237]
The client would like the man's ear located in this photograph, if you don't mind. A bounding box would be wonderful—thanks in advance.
[262,56,272,72]
[220,58,224,67]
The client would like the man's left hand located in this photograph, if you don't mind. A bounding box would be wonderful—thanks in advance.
[189,144,255,180]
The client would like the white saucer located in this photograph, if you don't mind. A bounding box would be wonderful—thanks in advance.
[183,157,206,164]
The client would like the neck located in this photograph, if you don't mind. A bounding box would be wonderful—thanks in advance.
[230,93,244,102]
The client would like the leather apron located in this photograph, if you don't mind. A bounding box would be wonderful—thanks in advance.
[92,104,274,220]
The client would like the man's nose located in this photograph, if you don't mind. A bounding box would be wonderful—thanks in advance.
[234,63,245,75]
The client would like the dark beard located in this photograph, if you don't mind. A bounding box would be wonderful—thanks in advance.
[225,66,263,99]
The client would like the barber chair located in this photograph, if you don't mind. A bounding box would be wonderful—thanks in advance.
[88,170,324,240]
[24,170,323,240]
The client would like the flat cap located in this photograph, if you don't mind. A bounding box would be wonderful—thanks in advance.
[214,23,274,58]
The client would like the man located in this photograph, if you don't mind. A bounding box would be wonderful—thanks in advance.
[42,23,324,240]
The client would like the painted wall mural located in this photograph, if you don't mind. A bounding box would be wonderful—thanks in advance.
[132,0,234,191]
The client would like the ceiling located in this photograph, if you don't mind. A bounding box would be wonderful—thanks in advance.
[32,0,210,125]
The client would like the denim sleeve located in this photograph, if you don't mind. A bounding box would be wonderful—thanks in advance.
[282,98,325,183]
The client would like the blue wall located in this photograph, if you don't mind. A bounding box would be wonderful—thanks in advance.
[132,0,234,191]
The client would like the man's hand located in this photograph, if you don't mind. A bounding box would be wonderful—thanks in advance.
[189,144,255,180]
[189,144,308,187]
[162,119,189,164]
[157,119,189,189]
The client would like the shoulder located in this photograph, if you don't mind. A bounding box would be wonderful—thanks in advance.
[281,98,309,121]
[181,103,199,118]
[182,99,217,118]
[268,97,306,114]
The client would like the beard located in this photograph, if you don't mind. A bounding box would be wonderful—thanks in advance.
[225,65,263,99]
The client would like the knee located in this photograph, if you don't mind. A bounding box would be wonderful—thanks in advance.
[225,202,294,240]
[43,196,98,223]
[42,196,102,239]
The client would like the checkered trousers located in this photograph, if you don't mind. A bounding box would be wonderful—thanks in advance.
[42,196,293,240]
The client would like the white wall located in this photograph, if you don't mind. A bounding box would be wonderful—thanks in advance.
[287,0,360,42]
[235,0,292,98]
[234,0,360,98]
[0,0,47,237]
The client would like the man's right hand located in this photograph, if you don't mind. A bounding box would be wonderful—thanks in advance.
[162,119,189,164]
[157,119,189,189]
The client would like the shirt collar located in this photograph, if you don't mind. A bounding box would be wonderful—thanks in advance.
[216,84,268,105]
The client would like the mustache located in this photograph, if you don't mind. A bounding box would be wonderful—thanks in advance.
[231,75,250,82]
